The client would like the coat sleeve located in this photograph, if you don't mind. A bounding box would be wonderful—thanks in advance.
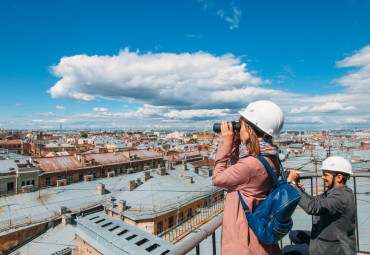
[298,189,347,216]
[212,143,251,189]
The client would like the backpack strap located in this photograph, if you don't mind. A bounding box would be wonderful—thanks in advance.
[237,154,288,212]
[237,190,251,215]
[257,156,280,187]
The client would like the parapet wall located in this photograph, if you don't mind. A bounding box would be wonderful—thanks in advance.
[0,221,48,253]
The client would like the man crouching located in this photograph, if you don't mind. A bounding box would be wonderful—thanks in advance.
[283,156,356,255]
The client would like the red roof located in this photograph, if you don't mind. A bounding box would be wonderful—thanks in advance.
[0,139,22,145]
[34,156,83,172]
[84,149,162,165]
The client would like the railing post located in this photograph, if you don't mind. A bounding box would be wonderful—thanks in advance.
[310,177,314,224]
[353,176,360,252]
[212,232,216,255]
[196,245,200,255]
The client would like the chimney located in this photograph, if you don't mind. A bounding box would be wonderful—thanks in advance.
[158,167,166,176]
[118,200,126,211]
[203,155,209,161]
[183,164,187,170]
[135,178,141,187]
[186,177,193,183]
[59,206,67,215]
[128,180,136,191]
[143,171,150,181]
[97,184,105,195]
[62,214,72,225]
[194,166,199,174]
[166,161,174,170]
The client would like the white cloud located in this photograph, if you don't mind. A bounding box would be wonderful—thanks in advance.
[164,109,231,119]
[290,106,309,114]
[93,107,109,112]
[335,45,370,93]
[344,117,368,124]
[38,45,370,130]
[56,105,66,110]
[310,102,356,113]
[48,49,264,109]
[217,3,242,30]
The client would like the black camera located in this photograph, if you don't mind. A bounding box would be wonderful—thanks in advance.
[213,121,241,133]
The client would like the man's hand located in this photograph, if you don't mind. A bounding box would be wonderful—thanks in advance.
[287,170,298,183]
[287,170,304,188]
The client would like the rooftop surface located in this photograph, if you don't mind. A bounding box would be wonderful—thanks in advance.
[75,213,174,255]
[0,163,219,231]
[9,222,76,255]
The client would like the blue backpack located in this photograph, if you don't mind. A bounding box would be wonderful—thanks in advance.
[237,155,301,244]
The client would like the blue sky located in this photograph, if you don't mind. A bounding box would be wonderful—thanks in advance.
[1,0,370,131]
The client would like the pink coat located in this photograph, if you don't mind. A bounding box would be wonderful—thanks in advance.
[213,143,282,255]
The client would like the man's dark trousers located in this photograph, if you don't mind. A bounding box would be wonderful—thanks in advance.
[282,230,311,255]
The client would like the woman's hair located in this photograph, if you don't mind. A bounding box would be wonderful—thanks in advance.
[239,117,261,157]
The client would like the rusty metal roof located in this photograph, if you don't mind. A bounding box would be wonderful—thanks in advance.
[34,156,83,172]
[85,149,162,165]
[85,152,129,165]
[0,139,22,145]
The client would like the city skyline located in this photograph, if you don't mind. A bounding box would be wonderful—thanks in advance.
[1,0,370,130]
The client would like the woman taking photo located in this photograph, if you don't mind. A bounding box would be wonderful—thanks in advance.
[213,100,284,255]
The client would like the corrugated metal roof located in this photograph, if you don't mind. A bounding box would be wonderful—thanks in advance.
[0,140,22,145]
[0,160,19,174]
[84,149,162,165]
[34,156,83,172]
[85,152,129,165]
[0,164,217,231]
[76,213,174,255]
[10,223,76,255]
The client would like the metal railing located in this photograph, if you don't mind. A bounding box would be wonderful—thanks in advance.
[159,198,224,243]
[168,173,370,254]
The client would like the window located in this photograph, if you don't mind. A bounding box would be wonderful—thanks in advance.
[101,169,105,176]
[120,167,123,173]
[26,181,30,185]
[7,182,14,191]
[156,221,163,235]
[114,168,117,174]
[31,180,35,186]
[46,178,51,186]
[22,181,25,187]
[79,173,83,181]
[168,216,174,228]
[57,176,62,181]
[187,208,192,218]
[179,212,184,223]
[93,171,97,178]
[69,175,73,183]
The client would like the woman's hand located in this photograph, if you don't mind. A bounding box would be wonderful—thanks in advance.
[221,121,234,146]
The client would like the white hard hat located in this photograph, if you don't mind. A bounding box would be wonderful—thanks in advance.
[239,100,284,137]
[321,156,353,175]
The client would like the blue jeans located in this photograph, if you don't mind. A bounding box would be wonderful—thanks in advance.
[282,230,311,255]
